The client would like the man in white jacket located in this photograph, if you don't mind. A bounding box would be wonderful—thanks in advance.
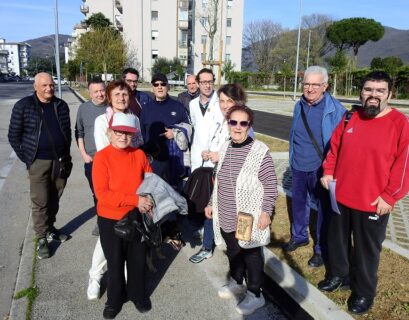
[189,68,224,172]
[188,68,223,263]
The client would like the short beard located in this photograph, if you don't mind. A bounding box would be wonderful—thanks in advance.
[363,96,381,118]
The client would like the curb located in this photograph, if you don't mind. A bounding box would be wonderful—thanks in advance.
[263,248,354,320]
[9,213,35,320]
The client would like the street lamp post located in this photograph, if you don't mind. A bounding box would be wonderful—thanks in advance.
[54,0,62,98]
[293,0,303,100]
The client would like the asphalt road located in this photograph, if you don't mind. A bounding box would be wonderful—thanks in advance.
[253,111,292,141]
[0,82,288,320]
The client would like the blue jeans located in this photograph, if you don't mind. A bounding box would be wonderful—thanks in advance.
[291,167,330,255]
[84,162,96,206]
[190,214,214,251]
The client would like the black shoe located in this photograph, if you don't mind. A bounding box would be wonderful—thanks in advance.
[134,298,152,313]
[282,239,309,252]
[347,295,373,314]
[308,253,324,267]
[318,276,349,292]
[103,306,120,319]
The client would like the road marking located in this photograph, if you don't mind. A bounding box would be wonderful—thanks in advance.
[0,151,18,192]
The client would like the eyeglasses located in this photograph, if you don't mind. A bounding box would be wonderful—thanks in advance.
[125,79,138,84]
[113,130,134,137]
[362,87,388,96]
[153,82,167,87]
[302,83,324,89]
[228,120,250,127]
[199,80,214,86]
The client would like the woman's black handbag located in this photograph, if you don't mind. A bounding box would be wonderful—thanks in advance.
[114,208,162,247]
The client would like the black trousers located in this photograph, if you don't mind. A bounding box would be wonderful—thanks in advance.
[98,216,147,309]
[221,229,264,296]
[327,203,389,298]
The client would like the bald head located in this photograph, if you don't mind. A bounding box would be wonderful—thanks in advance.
[186,74,198,95]
[34,72,55,103]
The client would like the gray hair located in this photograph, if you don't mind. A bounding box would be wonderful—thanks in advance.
[303,66,328,83]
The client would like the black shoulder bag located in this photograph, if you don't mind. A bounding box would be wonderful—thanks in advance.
[300,105,324,161]
[39,107,73,179]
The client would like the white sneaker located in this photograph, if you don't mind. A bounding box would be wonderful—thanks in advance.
[235,291,265,315]
[87,278,100,300]
[218,280,247,299]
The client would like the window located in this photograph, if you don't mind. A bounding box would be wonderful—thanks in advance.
[225,54,231,61]
[152,49,158,59]
[201,35,207,45]
[226,36,231,45]
[227,0,233,8]
[202,0,209,8]
[152,30,159,40]
[151,11,158,21]
[226,18,232,27]
[200,17,209,27]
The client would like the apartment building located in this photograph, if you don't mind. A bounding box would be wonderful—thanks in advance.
[70,0,243,81]
[0,39,31,76]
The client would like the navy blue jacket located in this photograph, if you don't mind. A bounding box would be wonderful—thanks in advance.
[8,93,71,168]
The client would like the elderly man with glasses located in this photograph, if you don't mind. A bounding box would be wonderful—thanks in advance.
[140,73,191,188]
[283,66,346,269]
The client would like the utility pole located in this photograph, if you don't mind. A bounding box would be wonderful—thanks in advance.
[54,0,62,98]
[293,0,303,100]
[306,29,311,69]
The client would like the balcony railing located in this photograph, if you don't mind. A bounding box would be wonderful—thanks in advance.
[115,15,123,31]
[178,41,188,48]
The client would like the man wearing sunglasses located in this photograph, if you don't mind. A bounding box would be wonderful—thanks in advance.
[140,73,191,187]
[284,66,346,269]
[122,68,152,117]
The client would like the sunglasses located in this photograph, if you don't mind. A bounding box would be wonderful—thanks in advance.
[228,120,250,127]
[153,82,167,87]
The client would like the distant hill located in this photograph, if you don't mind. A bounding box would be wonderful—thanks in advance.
[24,34,70,59]
[357,27,409,67]
[242,26,409,71]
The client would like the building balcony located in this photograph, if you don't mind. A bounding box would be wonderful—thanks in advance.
[115,0,123,13]
[80,5,89,14]
[115,15,123,31]
[178,20,188,29]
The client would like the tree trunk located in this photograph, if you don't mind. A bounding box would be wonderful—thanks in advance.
[332,73,337,97]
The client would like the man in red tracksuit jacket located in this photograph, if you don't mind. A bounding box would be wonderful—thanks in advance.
[318,71,409,315]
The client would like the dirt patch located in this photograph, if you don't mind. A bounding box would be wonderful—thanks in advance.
[263,135,409,319]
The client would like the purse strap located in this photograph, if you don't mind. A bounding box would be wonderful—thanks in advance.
[36,101,60,161]
[300,105,324,161]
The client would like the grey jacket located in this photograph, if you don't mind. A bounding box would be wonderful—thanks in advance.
[137,173,188,223]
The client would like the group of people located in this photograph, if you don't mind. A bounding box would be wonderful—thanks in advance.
[285,66,409,315]
[7,65,409,318]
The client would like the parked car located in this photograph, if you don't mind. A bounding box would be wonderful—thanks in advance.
[53,76,68,85]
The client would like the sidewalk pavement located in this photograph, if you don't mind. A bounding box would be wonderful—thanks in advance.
[9,88,408,320]
[8,88,285,320]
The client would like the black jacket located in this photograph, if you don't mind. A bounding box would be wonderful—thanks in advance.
[8,93,71,168]
[177,90,199,113]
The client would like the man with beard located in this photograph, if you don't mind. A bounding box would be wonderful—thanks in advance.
[123,68,152,117]
[318,71,409,315]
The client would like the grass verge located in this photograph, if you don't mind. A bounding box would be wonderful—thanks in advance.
[13,238,39,320]
[263,134,409,319]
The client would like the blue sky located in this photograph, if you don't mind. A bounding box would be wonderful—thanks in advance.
[1,0,408,42]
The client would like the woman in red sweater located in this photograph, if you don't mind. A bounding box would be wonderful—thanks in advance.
[92,112,153,319]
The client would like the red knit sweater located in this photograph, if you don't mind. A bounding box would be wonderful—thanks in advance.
[92,145,152,220]
[323,108,409,212]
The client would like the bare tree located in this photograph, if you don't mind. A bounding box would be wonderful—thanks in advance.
[197,0,220,62]
[243,20,284,72]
